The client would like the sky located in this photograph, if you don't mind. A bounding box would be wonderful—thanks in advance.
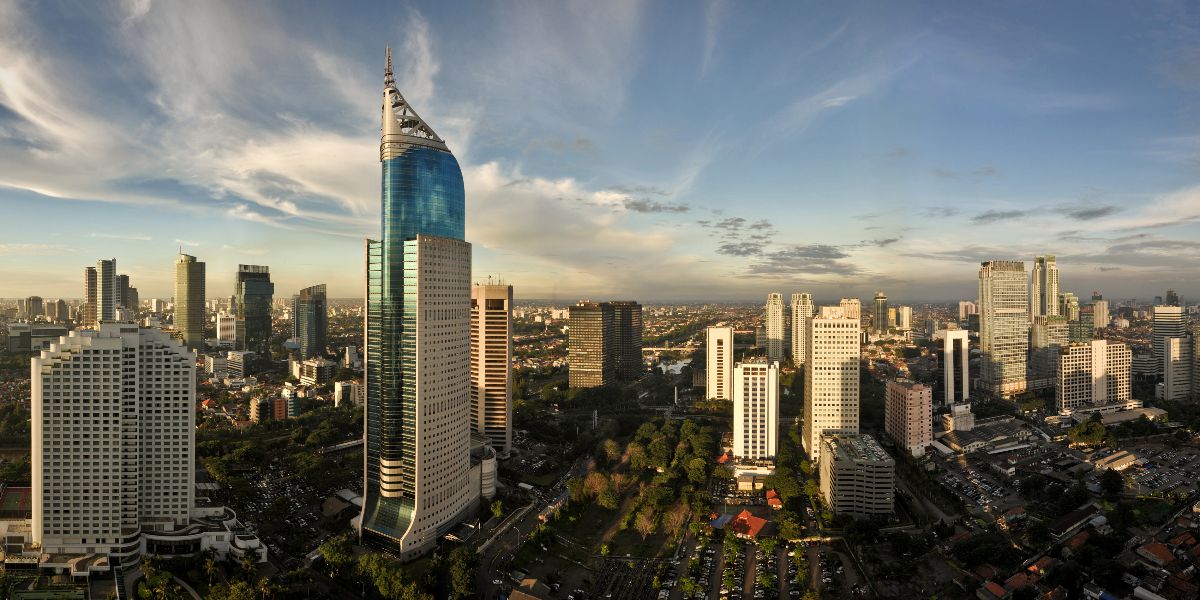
[2,1,1200,303]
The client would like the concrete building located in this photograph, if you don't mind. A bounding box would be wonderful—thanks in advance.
[1056,339,1132,414]
[872,291,889,335]
[216,312,242,343]
[24,296,43,320]
[706,326,734,400]
[790,293,814,366]
[819,434,894,517]
[97,258,117,324]
[235,265,273,355]
[803,306,860,462]
[1030,255,1060,318]
[1092,297,1110,329]
[360,51,477,560]
[1060,292,1080,322]
[567,300,642,388]
[1162,336,1192,402]
[943,403,975,432]
[884,379,932,457]
[299,358,335,387]
[226,350,253,378]
[334,380,364,408]
[204,355,227,378]
[764,293,787,362]
[6,323,68,353]
[979,260,1029,398]
[839,298,861,321]
[292,284,328,359]
[1030,315,1070,392]
[175,253,206,352]
[470,281,513,457]
[609,301,643,382]
[941,329,970,406]
[31,324,194,560]
[958,300,977,321]
[82,266,97,328]
[1152,305,1185,374]
[732,359,779,462]
[895,306,912,331]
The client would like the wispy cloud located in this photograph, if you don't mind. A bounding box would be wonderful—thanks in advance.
[971,210,1027,224]
[92,232,152,241]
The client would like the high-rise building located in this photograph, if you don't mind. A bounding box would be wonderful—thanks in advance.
[1056,339,1132,414]
[97,258,117,323]
[1166,289,1180,307]
[839,298,862,321]
[764,293,787,362]
[24,296,43,320]
[941,329,970,406]
[82,266,97,328]
[1060,292,1080,321]
[567,300,642,388]
[360,51,475,559]
[1030,315,1069,391]
[217,312,241,343]
[872,291,889,335]
[292,284,328,359]
[733,359,779,461]
[790,293,814,366]
[470,282,512,458]
[819,434,894,517]
[958,300,977,321]
[1163,336,1192,402]
[1030,255,1060,318]
[175,254,206,352]
[1152,305,1185,374]
[979,260,1029,398]
[115,274,132,310]
[235,265,273,355]
[803,306,860,462]
[32,324,195,560]
[47,299,67,323]
[884,379,932,457]
[1092,297,1110,329]
[895,306,912,331]
[706,326,734,401]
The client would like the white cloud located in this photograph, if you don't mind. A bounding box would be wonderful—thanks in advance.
[821,95,858,108]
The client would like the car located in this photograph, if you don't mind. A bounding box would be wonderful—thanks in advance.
[492,579,504,585]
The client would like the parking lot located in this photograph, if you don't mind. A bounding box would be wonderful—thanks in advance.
[1113,444,1200,497]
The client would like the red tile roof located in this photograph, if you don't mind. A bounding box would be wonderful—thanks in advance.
[1138,541,1175,566]
[1029,556,1057,575]
[983,580,1008,599]
[729,509,768,539]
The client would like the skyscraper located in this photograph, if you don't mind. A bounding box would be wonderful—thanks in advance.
[24,296,43,320]
[1152,305,1185,375]
[292,284,328,359]
[175,254,206,352]
[82,266,97,328]
[979,260,1029,398]
[361,50,474,559]
[32,324,195,559]
[470,281,512,458]
[895,306,912,331]
[790,293,814,366]
[1092,294,1110,329]
[884,379,932,457]
[941,328,970,406]
[872,291,889,335]
[958,300,977,321]
[1030,315,1069,391]
[764,293,786,362]
[733,358,779,461]
[1059,292,1080,321]
[1166,289,1180,307]
[1056,339,1132,413]
[97,258,117,323]
[803,306,860,461]
[1030,255,1060,317]
[609,301,644,381]
[567,300,642,388]
[706,326,734,401]
[235,265,274,355]
[839,298,862,321]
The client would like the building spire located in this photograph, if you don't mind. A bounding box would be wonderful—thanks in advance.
[381,46,446,158]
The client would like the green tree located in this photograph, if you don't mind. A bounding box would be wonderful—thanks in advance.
[319,533,354,577]
[597,486,620,510]
[448,547,477,600]
[490,499,504,519]
[1099,469,1124,500]
[635,506,658,541]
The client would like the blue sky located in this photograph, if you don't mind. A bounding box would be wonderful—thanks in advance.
[3,1,1200,303]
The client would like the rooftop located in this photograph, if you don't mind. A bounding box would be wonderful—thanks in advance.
[823,434,893,464]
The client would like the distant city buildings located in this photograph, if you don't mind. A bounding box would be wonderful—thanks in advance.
[292,283,328,359]
[470,281,513,458]
[1056,339,1132,414]
[706,326,734,401]
[567,300,643,388]
[1162,335,1192,402]
[819,434,894,517]
[1152,305,1184,375]
[82,266,97,328]
[217,312,241,344]
[958,300,977,321]
[872,291,889,335]
[803,306,860,462]
[764,293,787,362]
[941,329,970,406]
[732,358,779,461]
[839,297,861,321]
[1030,255,1060,318]
[884,379,932,457]
[97,258,117,323]
[175,253,206,351]
[235,265,273,355]
[790,293,814,366]
[979,260,1029,398]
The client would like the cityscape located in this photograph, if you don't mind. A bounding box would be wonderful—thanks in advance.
[3,3,1200,600]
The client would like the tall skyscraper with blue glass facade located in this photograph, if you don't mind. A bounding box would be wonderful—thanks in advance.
[291,284,327,359]
[359,49,474,559]
[235,265,273,355]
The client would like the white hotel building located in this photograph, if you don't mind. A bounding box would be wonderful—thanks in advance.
[803,306,861,462]
[732,358,779,461]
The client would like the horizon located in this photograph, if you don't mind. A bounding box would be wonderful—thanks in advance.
[3,2,1200,301]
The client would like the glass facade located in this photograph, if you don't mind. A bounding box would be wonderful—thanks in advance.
[362,143,465,548]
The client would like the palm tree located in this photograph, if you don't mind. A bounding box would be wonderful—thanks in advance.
[204,557,219,586]
[257,576,274,600]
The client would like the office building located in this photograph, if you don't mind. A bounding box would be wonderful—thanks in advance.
[1071,305,1094,343]
[1163,336,1192,402]
[299,358,335,387]
[764,293,787,362]
[802,306,860,462]
[1060,292,1080,321]
[567,300,642,388]
[979,260,1029,398]
[1057,339,1132,414]
[790,293,814,366]
[175,254,206,352]
[706,326,734,401]
[1092,294,1110,329]
[1030,316,1070,392]
[6,323,68,353]
[204,355,227,378]
[47,299,67,323]
[360,50,475,560]
[958,301,977,321]
[470,281,513,457]
[732,359,779,461]
[24,296,43,320]
[839,298,861,321]
[115,274,137,311]
[97,258,117,323]
[217,312,242,343]
[884,379,932,457]
[819,434,894,517]
[334,380,365,408]
[872,291,889,335]
[943,403,975,432]
[226,350,253,378]
[81,266,98,328]
[32,324,194,559]
[235,265,273,355]
[292,284,328,359]
[895,306,912,331]
[941,329,970,406]
[1166,289,1180,307]
[1030,255,1060,317]
[1152,305,1185,374]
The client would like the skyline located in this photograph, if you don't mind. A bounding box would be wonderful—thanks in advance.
[4,2,1200,301]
